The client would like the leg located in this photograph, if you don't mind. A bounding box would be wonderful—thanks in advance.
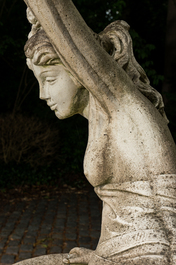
[14,253,69,265]
[88,253,169,265]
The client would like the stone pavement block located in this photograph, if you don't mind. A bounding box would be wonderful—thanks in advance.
[8,216,19,223]
[20,244,33,252]
[27,226,38,232]
[8,240,20,247]
[4,223,15,230]
[0,230,10,238]
[59,202,68,208]
[10,234,22,240]
[63,241,77,253]
[35,208,46,215]
[6,246,19,255]
[24,235,36,239]
[52,226,62,234]
[54,218,65,228]
[90,206,101,214]
[91,216,101,223]
[17,222,28,228]
[51,232,63,239]
[49,246,62,254]
[66,220,77,228]
[68,211,77,218]
[78,210,87,217]
[40,227,52,235]
[79,227,90,237]
[0,254,15,264]
[52,239,62,246]
[78,236,91,245]
[14,228,26,235]
[65,231,77,241]
[79,202,88,209]
[91,238,99,249]
[79,216,89,225]
[24,231,37,238]
[46,204,58,210]
[30,216,42,223]
[36,235,50,242]
[28,221,39,228]
[33,247,46,256]
[10,211,21,217]
[90,229,100,238]
[0,239,6,249]
[79,223,90,230]
[66,226,77,233]
[0,216,5,223]
[18,252,32,262]
[68,201,77,208]
[20,214,31,221]
[56,212,66,219]
[43,216,54,223]
[22,237,36,245]
[91,224,101,231]
[31,217,43,224]
[41,218,53,225]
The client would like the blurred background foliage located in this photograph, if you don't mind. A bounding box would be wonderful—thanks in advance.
[0,0,176,189]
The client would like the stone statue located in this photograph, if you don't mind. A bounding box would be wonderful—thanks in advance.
[16,0,176,264]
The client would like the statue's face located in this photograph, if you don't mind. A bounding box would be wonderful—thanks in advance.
[32,63,89,119]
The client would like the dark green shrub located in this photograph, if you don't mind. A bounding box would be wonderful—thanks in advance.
[0,113,61,167]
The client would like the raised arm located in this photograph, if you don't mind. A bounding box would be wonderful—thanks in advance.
[24,0,135,114]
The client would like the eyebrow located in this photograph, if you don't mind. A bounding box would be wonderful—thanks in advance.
[39,64,61,78]
[39,70,48,77]
[39,70,54,78]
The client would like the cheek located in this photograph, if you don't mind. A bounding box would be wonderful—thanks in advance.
[49,83,68,105]
[49,84,60,99]
[50,80,79,104]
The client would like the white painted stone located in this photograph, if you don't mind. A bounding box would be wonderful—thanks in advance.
[16,0,176,264]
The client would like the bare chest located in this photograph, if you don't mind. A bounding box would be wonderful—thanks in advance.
[84,127,114,187]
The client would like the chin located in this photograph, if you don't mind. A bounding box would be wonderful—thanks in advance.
[55,109,75,120]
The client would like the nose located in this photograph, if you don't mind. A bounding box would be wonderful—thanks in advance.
[39,84,49,100]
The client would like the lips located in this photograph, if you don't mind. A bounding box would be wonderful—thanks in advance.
[50,104,57,110]
[47,100,57,111]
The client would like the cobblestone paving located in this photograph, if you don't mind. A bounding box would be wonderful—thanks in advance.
[0,190,102,264]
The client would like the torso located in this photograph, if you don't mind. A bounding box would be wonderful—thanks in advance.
[83,92,176,262]
[84,92,176,188]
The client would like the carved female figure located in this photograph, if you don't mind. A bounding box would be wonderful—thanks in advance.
[23,1,176,264]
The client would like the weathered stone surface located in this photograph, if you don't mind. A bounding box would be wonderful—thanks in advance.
[14,254,82,265]
[18,0,176,264]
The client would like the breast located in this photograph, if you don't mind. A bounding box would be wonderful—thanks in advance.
[84,106,148,187]
[84,132,113,187]
[84,94,176,188]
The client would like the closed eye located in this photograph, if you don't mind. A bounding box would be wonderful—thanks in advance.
[46,77,57,85]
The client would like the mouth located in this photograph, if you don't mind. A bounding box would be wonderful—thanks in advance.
[47,100,57,111]
[50,104,57,111]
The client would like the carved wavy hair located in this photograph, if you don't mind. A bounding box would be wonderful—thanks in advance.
[24,29,61,68]
[99,20,168,122]
[24,21,168,122]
